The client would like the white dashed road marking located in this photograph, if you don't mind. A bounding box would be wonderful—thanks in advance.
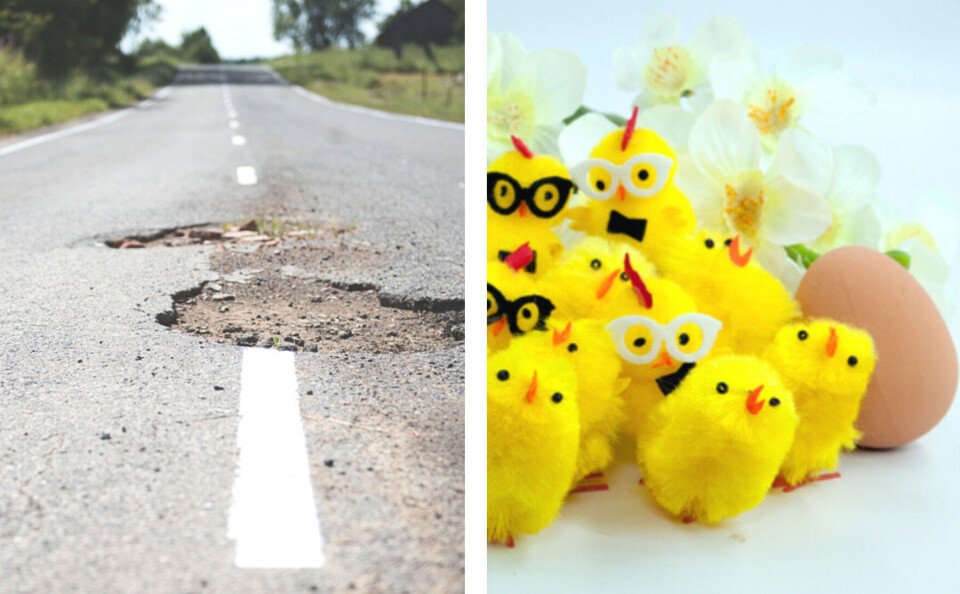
[229,120,240,129]
[231,135,247,146]
[228,348,325,569]
[236,166,257,185]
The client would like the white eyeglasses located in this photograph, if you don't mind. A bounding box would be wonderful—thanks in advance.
[570,153,674,201]
[606,313,722,366]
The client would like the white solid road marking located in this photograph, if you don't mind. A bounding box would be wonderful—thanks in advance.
[231,135,247,146]
[227,110,238,119]
[228,348,325,569]
[0,71,182,157]
[236,166,258,185]
[229,120,240,129]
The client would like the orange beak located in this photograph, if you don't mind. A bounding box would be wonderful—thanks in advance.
[525,371,538,404]
[518,202,527,217]
[490,317,507,336]
[826,326,838,358]
[651,351,674,369]
[728,235,753,267]
[617,185,627,202]
[552,321,572,346]
[596,268,621,300]
[746,385,765,415]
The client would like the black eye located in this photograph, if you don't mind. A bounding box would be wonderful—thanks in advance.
[497,370,509,381]
[551,392,563,403]
[596,180,606,191]
[487,299,491,310]
[798,330,808,341]
[724,238,732,247]
[637,169,649,181]
[769,397,781,407]
[634,338,646,347]
[499,185,507,197]
[678,333,689,346]
[544,191,553,200]
[567,343,578,353]
[716,382,728,394]
[705,239,715,249]
[848,356,858,367]
[522,309,532,319]
[590,259,602,270]
[620,272,629,281]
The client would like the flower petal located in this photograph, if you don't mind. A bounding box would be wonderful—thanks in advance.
[709,53,762,102]
[487,32,502,89]
[829,145,880,210]
[796,70,875,120]
[775,45,843,81]
[637,104,696,151]
[521,50,587,124]
[689,100,761,181]
[558,113,618,166]
[640,12,681,49]
[688,15,758,65]
[682,80,715,113]
[613,44,650,92]
[761,174,832,245]
[675,154,726,230]
[495,32,528,89]
[488,136,512,164]
[768,129,833,197]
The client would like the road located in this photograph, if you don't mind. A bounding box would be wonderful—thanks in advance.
[0,65,464,592]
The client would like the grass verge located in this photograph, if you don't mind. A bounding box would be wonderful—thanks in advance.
[266,44,464,123]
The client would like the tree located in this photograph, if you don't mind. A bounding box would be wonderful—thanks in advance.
[180,27,220,64]
[0,0,160,75]
[272,0,375,51]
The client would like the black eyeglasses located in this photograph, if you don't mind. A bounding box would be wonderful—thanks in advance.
[487,284,555,335]
[487,172,573,219]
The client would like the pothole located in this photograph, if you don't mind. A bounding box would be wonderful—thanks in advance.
[142,211,463,353]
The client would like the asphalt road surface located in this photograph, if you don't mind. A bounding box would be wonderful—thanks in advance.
[0,65,464,592]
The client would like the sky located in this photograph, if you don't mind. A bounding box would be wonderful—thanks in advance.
[125,0,402,59]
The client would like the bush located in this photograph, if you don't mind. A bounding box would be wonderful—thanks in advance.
[0,47,39,105]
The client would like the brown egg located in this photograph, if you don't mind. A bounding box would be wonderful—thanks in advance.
[796,246,958,448]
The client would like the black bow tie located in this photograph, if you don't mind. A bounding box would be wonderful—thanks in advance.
[656,362,697,396]
[607,210,648,243]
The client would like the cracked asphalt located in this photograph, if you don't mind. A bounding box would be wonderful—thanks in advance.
[0,65,464,592]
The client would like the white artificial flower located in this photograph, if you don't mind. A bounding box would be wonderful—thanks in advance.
[613,14,755,113]
[767,132,882,253]
[487,32,587,163]
[676,100,832,281]
[879,185,959,320]
[711,45,874,149]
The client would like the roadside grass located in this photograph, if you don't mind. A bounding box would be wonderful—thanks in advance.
[0,53,179,136]
[266,44,464,123]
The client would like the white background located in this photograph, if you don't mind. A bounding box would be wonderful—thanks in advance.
[486,1,960,591]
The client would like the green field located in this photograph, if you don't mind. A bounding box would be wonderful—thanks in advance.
[0,52,178,136]
[266,44,464,123]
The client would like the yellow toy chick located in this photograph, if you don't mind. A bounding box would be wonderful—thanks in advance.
[487,339,580,547]
[540,236,656,321]
[538,318,629,480]
[488,135,572,278]
[566,106,695,267]
[487,249,556,353]
[764,320,877,486]
[657,230,800,355]
[640,355,798,524]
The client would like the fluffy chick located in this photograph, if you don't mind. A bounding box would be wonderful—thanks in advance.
[566,108,695,267]
[657,230,800,355]
[535,318,629,480]
[539,236,656,322]
[764,320,877,486]
[487,339,580,546]
[640,355,798,523]
[488,137,572,278]
[487,254,556,353]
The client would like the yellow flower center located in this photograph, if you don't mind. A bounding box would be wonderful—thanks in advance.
[747,78,798,136]
[723,171,766,238]
[487,92,535,141]
[643,45,696,101]
[886,222,938,251]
